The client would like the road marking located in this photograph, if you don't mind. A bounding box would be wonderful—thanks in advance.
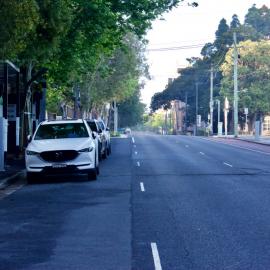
[199,152,205,155]
[185,145,189,148]
[151,242,162,270]
[132,137,135,144]
[0,183,25,199]
[137,161,140,167]
[135,151,138,155]
[223,162,233,167]
[140,182,145,192]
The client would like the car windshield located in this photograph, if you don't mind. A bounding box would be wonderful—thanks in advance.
[98,121,105,130]
[87,121,98,132]
[34,123,89,140]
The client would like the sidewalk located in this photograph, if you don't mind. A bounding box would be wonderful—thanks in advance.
[214,135,270,146]
[0,158,25,189]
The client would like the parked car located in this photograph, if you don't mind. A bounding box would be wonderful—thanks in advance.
[97,119,111,156]
[86,119,106,160]
[25,119,99,183]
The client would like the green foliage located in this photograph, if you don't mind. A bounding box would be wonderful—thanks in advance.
[150,4,270,131]
[220,40,270,117]
[118,89,146,128]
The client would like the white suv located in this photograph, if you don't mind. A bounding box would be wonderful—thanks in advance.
[25,119,99,183]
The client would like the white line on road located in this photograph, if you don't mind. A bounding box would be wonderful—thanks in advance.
[199,152,205,155]
[223,162,233,167]
[151,242,162,270]
[137,161,140,167]
[132,137,135,144]
[140,182,145,192]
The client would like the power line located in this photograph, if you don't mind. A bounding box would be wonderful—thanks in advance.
[147,44,205,52]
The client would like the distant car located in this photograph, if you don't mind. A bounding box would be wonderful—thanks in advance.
[97,119,111,156]
[86,119,106,160]
[25,119,99,183]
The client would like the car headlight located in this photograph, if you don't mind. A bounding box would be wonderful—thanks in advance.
[26,150,39,156]
[78,147,94,153]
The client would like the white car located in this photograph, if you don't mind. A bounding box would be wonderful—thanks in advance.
[25,119,99,183]
[97,119,111,156]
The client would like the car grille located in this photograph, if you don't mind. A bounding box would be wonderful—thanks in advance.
[40,150,78,162]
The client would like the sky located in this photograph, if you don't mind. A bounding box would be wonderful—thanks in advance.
[142,0,270,108]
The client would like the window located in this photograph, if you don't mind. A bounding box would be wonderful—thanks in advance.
[34,123,89,140]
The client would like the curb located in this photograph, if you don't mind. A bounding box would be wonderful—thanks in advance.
[234,138,270,146]
[0,170,26,190]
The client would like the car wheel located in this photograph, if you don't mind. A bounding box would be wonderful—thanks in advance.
[27,172,37,184]
[107,143,111,155]
[102,147,107,159]
[88,169,97,181]
[98,143,102,161]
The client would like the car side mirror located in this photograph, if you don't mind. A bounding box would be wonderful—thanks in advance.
[92,132,96,139]
[27,135,32,143]
[98,129,102,134]
[106,127,110,131]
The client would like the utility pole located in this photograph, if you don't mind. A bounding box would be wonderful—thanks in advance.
[184,92,187,132]
[195,82,199,136]
[233,32,239,137]
[210,64,214,135]
[113,100,118,133]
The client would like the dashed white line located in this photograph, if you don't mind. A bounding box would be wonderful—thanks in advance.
[199,152,205,155]
[223,162,233,167]
[140,182,145,192]
[137,161,140,167]
[132,137,135,144]
[151,242,162,270]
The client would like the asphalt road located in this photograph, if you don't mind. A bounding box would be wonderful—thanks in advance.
[1,134,270,269]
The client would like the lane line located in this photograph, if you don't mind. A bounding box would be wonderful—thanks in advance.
[137,161,140,167]
[199,152,205,155]
[223,162,233,167]
[5,184,24,195]
[140,182,145,192]
[132,137,135,144]
[151,242,162,270]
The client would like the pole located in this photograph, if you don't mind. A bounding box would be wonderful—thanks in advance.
[217,100,220,124]
[39,80,47,122]
[185,92,187,132]
[210,64,214,135]
[233,32,239,137]
[0,117,4,171]
[114,100,118,133]
[195,82,198,136]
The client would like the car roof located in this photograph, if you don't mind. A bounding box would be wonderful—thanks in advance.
[40,119,85,125]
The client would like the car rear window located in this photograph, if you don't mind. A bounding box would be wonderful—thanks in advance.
[34,123,89,140]
[87,121,98,132]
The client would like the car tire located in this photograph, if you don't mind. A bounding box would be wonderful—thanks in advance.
[98,143,102,161]
[102,147,107,159]
[88,169,97,181]
[107,144,111,155]
[27,172,37,184]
